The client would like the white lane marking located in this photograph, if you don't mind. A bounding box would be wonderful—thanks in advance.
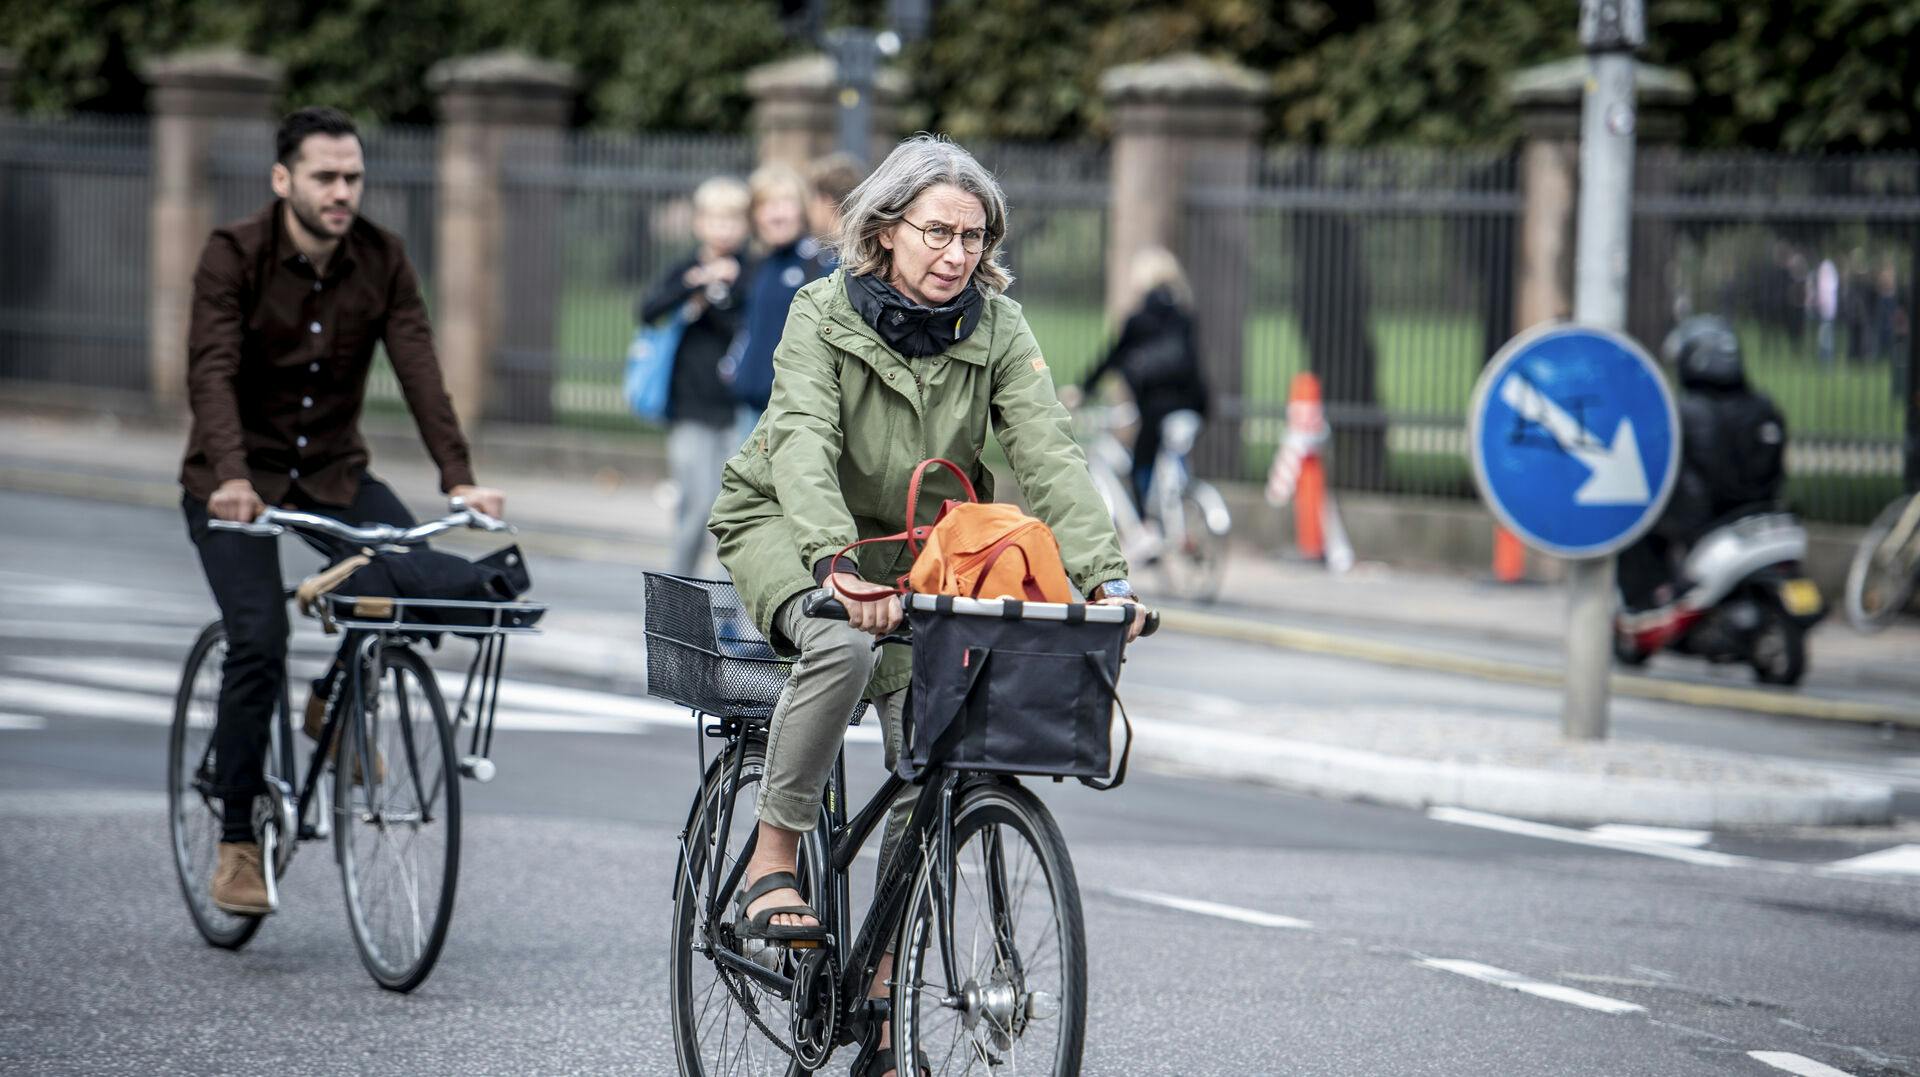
[1104,887,1313,930]
[1747,1051,1858,1076]
[0,677,173,723]
[1429,807,1754,868]
[0,712,47,731]
[1588,823,1712,847]
[1416,958,1646,1015]
[6,655,182,695]
[1822,844,1920,877]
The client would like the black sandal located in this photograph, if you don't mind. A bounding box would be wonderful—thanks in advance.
[733,871,828,946]
[852,1047,931,1077]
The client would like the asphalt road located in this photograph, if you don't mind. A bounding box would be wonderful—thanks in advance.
[3,490,1917,1076]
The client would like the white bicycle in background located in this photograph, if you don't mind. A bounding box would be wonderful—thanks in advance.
[1074,401,1232,603]
[1844,489,1920,633]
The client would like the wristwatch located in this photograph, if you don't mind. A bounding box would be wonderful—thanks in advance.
[1093,579,1135,601]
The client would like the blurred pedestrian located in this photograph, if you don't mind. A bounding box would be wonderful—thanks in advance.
[805,152,864,257]
[1815,256,1839,365]
[724,164,832,442]
[1064,247,1210,509]
[638,176,750,576]
[1872,257,1900,363]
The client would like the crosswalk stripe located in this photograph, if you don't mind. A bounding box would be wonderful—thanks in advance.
[1747,1051,1858,1076]
[1822,844,1920,878]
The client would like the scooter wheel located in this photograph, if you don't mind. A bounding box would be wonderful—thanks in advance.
[1750,609,1806,686]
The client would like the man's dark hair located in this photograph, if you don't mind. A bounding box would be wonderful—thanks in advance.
[276,107,359,167]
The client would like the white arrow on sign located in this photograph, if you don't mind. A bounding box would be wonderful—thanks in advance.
[1497,372,1650,505]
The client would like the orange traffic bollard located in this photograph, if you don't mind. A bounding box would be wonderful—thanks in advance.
[1266,372,1334,563]
[1493,526,1526,583]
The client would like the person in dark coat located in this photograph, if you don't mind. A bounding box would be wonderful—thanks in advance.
[637,176,750,575]
[723,163,833,442]
[1068,247,1210,507]
[1618,315,1788,611]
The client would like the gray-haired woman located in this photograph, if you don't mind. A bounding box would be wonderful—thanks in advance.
[706,134,1142,1076]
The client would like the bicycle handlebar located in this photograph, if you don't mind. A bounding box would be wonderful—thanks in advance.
[802,588,1161,637]
[207,498,513,545]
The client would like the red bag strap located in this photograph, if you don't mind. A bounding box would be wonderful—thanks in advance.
[970,534,1049,603]
[826,536,909,603]
[904,458,978,556]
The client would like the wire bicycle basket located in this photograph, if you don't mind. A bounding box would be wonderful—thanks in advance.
[642,573,793,720]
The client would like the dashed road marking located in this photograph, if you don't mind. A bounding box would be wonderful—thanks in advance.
[1104,887,1313,930]
[1416,958,1646,1015]
[1747,1051,1857,1076]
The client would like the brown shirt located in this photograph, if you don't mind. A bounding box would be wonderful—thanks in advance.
[179,201,476,507]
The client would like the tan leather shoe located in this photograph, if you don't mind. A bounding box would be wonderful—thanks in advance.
[211,841,273,916]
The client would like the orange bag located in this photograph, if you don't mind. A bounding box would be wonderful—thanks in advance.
[831,459,1074,603]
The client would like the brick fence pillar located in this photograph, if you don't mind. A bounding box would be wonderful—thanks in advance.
[744,53,903,170]
[142,49,282,413]
[1101,54,1265,476]
[427,51,576,428]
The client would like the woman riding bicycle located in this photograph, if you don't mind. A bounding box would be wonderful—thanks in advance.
[706,134,1141,1076]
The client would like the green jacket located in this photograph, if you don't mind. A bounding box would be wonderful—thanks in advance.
[708,269,1129,698]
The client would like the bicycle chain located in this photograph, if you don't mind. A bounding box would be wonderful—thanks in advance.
[715,959,800,1063]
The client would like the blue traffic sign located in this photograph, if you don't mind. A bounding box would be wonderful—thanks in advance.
[1469,324,1680,559]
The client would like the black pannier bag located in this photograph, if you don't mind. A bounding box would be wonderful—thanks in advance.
[317,544,538,637]
[903,594,1135,790]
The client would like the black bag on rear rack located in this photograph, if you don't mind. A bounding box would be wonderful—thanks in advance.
[902,594,1134,790]
[327,545,536,638]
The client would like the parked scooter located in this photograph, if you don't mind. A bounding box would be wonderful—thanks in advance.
[1614,508,1827,685]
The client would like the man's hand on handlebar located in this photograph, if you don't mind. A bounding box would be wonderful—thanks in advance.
[828,572,902,638]
[450,484,506,520]
[209,479,266,523]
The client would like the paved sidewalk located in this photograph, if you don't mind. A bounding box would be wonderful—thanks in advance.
[4,408,1913,828]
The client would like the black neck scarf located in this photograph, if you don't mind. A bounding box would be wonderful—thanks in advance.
[845,272,985,358]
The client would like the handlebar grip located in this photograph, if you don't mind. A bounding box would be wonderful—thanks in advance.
[206,519,284,537]
[1139,608,1161,638]
[801,588,850,621]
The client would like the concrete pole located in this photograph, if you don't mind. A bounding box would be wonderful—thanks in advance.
[142,49,283,414]
[1564,1,1644,741]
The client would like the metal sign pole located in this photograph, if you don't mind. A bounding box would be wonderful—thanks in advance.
[1565,0,1644,740]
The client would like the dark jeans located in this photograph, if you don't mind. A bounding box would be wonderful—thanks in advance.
[181,473,414,841]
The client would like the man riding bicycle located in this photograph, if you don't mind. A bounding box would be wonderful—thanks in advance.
[178,106,504,917]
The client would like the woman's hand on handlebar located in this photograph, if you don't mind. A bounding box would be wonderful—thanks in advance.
[1093,596,1149,644]
[828,572,902,637]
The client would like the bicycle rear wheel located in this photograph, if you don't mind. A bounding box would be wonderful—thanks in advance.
[895,780,1086,1076]
[1845,496,1920,633]
[335,644,460,992]
[1158,485,1228,603]
[670,736,828,1077]
[168,622,265,950]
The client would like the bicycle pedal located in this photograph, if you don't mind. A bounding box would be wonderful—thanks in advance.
[787,939,822,950]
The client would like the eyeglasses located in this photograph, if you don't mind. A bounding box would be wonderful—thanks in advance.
[899,217,989,255]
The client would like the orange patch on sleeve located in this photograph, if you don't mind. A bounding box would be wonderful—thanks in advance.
[1030,356,1048,372]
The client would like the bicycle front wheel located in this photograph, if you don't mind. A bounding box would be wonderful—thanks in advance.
[895,780,1086,1076]
[335,644,460,992]
[1845,496,1920,633]
[1159,485,1228,603]
[167,621,265,950]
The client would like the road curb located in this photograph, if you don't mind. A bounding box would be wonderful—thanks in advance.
[1161,608,1920,731]
[1131,718,1895,829]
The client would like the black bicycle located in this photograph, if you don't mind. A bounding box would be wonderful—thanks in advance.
[646,573,1153,1076]
[167,503,543,991]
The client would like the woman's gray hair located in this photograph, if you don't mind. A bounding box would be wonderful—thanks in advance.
[833,134,1013,296]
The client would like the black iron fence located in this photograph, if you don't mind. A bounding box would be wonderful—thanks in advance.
[0,116,151,397]
[2,113,1912,525]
